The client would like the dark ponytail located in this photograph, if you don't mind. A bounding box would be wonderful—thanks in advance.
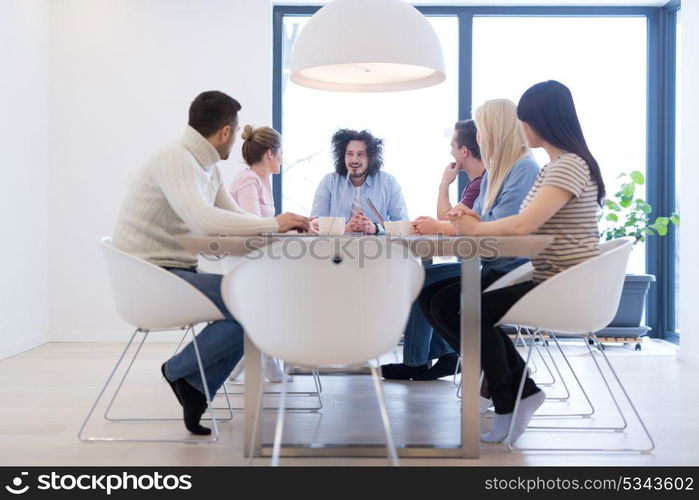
[517,80,605,205]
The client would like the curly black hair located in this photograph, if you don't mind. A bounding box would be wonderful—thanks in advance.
[331,129,384,177]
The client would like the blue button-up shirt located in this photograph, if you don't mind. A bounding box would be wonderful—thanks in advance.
[311,171,409,226]
[472,157,540,276]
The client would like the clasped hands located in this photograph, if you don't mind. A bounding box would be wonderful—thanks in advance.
[411,204,481,235]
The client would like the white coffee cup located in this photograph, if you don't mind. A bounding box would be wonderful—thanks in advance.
[384,220,414,236]
[313,217,345,235]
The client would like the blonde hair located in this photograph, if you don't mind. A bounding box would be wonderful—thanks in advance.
[474,99,530,212]
[241,125,282,166]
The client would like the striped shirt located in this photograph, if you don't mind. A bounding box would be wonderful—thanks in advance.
[521,153,600,282]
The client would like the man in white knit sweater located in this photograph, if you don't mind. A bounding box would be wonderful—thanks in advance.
[113,91,309,435]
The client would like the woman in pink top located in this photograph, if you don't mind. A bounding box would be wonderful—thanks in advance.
[228,125,290,382]
[229,125,282,217]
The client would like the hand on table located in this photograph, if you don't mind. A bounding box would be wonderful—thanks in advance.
[348,213,377,234]
[275,212,311,233]
[447,206,480,236]
[412,216,456,236]
[446,204,481,221]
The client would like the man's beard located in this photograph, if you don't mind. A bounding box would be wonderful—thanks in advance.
[348,166,366,178]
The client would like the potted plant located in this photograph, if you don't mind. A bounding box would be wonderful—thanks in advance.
[597,171,680,349]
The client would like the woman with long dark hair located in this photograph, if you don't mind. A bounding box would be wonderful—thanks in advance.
[421,80,604,444]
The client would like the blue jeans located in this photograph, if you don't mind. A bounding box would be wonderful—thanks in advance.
[402,263,461,366]
[162,268,243,397]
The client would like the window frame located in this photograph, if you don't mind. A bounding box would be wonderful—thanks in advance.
[273,3,679,342]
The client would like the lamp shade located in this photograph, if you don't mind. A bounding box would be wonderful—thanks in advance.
[290,0,446,92]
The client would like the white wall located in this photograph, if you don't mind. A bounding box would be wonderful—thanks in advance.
[678,0,699,367]
[48,0,273,340]
[0,0,50,358]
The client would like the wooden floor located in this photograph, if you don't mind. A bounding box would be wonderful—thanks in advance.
[0,339,697,466]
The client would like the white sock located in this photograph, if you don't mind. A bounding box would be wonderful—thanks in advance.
[265,357,293,383]
[480,412,513,443]
[504,390,546,445]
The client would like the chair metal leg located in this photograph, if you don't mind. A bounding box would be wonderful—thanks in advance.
[218,367,323,412]
[78,326,221,444]
[172,327,189,356]
[525,332,596,420]
[503,338,536,445]
[314,369,323,395]
[506,332,654,452]
[529,329,570,400]
[369,365,399,466]
[103,329,149,420]
[78,329,140,441]
[523,328,557,387]
[105,326,233,422]
[452,356,462,386]
[271,365,292,466]
[188,325,220,442]
[591,332,655,452]
[514,327,538,376]
[247,353,268,465]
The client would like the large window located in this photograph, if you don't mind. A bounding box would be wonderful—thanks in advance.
[472,15,647,274]
[280,15,459,219]
[274,5,678,338]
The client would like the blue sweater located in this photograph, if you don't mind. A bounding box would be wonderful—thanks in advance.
[472,157,540,278]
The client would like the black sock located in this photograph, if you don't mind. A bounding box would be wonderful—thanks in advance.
[380,362,429,380]
[173,378,211,436]
[161,363,182,406]
[411,352,460,381]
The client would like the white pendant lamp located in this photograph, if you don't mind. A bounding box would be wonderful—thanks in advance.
[290,0,446,92]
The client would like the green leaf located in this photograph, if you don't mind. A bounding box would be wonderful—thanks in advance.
[620,197,633,208]
[670,213,680,226]
[606,213,619,222]
[642,228,655,235]
[655,225,668,236]
[622,182,636,197]
[630,171,645,185]
[654,216,669,226]
[640,203,652,214]
[605,200,622,211]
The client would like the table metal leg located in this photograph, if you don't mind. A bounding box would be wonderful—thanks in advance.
[461,257,481,458]
[244,333,263,458]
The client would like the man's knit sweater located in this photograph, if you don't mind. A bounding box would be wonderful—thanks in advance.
[112,126,279,268]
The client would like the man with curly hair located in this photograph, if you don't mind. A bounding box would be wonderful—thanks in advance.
[311,129,409,234]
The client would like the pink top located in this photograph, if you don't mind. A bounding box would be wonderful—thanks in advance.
[228,169,275,217]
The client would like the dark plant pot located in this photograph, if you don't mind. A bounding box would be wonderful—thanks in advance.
[595,273,655,339]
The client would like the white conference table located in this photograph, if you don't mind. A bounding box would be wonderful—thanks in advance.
[177,233,553,459]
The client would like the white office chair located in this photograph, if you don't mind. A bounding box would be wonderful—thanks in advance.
[78,237,233,443]
[468,261,593,417]
[457,263,561,400]
[497,237,654,452]
[222,238,425,466]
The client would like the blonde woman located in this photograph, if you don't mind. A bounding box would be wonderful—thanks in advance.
[384,103,539,381]
[229,125,282,216]
[413,99,538,243]
[228,125,290,383]
[423,81,604,443]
